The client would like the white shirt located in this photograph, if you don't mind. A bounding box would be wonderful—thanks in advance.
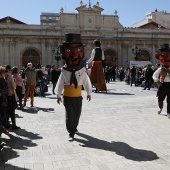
[87,47,105,64]
[152,67,170,82]
[55,67,92,98]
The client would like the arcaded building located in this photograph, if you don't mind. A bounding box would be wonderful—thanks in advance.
[0,2,170,68]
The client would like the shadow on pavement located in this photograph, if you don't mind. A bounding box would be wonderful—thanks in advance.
[0,163,29,170]
[22,107,55,114]
[0,133,38,164]
[45,97,57,99]
[91,89,134,95]
[92,91,134,95]
[104,92,134,95]
[12,129,42,140]
[15,114,23,118]
[75,133,159,162]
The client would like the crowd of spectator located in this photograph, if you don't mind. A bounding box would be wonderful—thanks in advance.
[0,61,160,151]
[0,63,61,151]
[103,63,160,90]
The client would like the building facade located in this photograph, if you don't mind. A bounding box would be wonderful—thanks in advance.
[0,2,170,68]
[40,12,60,26]
[131,9,170,29]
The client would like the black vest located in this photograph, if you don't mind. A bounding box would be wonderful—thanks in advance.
[93,48,102,61]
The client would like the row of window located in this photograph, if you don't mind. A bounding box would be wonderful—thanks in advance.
[41,16,60,20]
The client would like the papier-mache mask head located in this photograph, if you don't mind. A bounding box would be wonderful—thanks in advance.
[60,33,85,70]
[155,44,170,66]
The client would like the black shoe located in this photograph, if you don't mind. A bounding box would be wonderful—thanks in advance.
[5,124,11,129]
[20,107,25,110]
[75,129,79,134]
[12,126,20,130]
[0,142,5,152]
[143,88,146,90]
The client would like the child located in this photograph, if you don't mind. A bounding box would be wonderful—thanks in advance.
[55,33,92,141]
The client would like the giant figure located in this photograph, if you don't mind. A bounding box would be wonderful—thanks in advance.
[55,33,92,141]
[153,44,170,118]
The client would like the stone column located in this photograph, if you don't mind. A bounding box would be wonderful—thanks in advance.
[0,41,4,65]
[117,43,122,67]
[41,40,45,65]
[152,44,156,64]
[5,44,10,65]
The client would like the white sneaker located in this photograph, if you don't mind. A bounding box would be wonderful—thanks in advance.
[68,137,74,142]
[158,109,162,114]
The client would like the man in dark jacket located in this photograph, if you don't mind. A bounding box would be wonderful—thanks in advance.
[51,65,60,94]
[143,64,153,90]
[130,66,136,86]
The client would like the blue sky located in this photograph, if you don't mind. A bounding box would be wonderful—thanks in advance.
[0,0,170,27]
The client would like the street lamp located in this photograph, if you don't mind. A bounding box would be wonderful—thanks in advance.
[52,47,61,67]
[132,46,142,60]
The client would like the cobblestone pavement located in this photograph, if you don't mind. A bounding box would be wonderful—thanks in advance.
[0,81,170,170]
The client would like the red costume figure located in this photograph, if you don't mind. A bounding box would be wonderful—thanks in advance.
[152,44,170,118]
[87,40,107,93]
[55,33,92,141]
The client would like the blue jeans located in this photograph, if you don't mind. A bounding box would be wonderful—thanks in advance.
[39,79,45,97]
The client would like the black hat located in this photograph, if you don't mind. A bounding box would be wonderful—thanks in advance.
[93,39,101,47]
[63,33,82,44]
[158,44,170,51]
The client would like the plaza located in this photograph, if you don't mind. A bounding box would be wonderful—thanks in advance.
[0,82,170,170]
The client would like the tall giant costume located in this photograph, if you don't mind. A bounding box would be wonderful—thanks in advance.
[55,33,92,141]
[87,40,107,93]
[152,44,170,118]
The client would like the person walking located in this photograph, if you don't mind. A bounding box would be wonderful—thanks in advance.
[56,33,92,141]
[153,44,170,118]
[143,64,153,90]
[130,66,137,86]
[86,39,107,93]
[23,63,36,107]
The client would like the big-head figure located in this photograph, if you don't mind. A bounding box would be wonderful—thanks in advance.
[155,44,170,83]
[153,44,170,117]
[55,33,92,142]
[155,44,170,67]
[60,33,85,70]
